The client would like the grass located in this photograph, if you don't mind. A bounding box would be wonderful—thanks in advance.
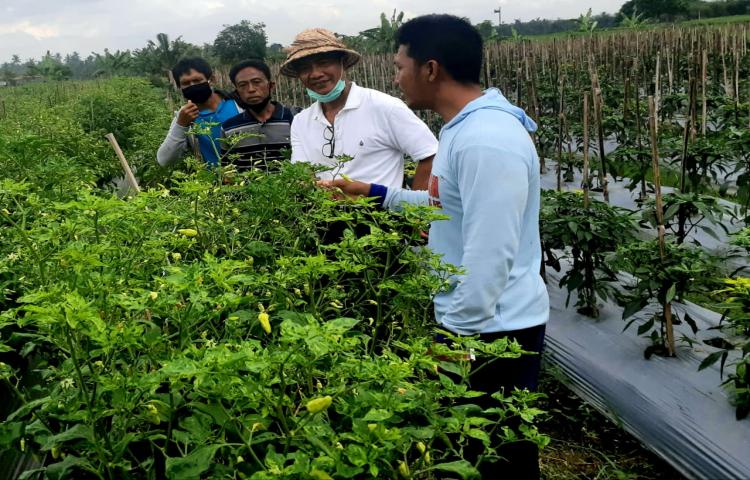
[538,367,685,480]
[681,14,750,26]
[503,14,750,43]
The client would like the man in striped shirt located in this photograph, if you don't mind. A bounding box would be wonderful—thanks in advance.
[220,59,299,172]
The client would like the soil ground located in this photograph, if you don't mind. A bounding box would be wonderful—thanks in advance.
[538,368,685,480]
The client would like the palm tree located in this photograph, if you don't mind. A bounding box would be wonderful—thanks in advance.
[26,53,72,81]
[93,49,133,77]
[1,65,16,86]
[620,7,648,29]
[577,9,599,34]
[359,10,405,54]
[134,33,198,84]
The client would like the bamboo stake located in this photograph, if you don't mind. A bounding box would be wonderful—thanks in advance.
[734,48,740,119]
[484,51,491,88]
[721,38,732,98]
[623,76,630,128]
[105,133,141,194]
[654,50,661,134]
[648,96,676,358]
[681,78,697,195]
[701,50,708,136]
[593,83,610,202]
[556,71,565,192]
[583,92,590,209]
[634,61,647,200]
[667,48,674,93]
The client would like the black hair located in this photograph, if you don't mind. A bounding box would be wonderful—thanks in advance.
[229,59,273,84]
[171,57,213,83]
[395,14,483,84]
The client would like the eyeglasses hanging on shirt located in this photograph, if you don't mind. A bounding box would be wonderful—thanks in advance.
[322,125,335,159]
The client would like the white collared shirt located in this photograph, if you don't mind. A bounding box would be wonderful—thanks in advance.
[290,83,438,188]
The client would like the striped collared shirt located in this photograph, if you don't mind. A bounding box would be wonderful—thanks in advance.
[220,101,298,171]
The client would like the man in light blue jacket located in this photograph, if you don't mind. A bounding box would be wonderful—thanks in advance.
[322,14,549,478]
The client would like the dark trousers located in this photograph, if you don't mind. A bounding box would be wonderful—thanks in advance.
[441,323,546,479]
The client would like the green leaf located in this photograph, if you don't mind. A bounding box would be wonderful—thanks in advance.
[664,203,681,221]
[665,284,677,304]
[519,407,546,423]
[46,455,91,480]
[430,460,480,479]
[637,317,655,336]
[704,337,734,350]
[683,313,699,335]
[325,317,359,333]
[698,351,724,371]
[698,225,720,241]
[437,360,464,377]
[345,444,368,467]
[0,421,25,448]
[466,428,490,444]
[166,445,222,480]
[362,409,392,422]
[622,298,646,320]
[41,424,93,451]
[18,469,46,480]
[8,397,50,421]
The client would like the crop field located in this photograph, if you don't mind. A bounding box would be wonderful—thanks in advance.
[270,23,750,420]
[1,22,749,480]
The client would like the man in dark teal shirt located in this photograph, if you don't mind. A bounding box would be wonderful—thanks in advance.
[220,59,299,171]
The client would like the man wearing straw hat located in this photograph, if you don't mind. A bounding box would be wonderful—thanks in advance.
[320,14,548,478]
[281,28,437,190]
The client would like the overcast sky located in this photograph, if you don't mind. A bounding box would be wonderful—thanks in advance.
[0,0,627,62]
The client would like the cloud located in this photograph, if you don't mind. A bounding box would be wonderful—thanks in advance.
[0,0,628,61]
[0,20,60,39]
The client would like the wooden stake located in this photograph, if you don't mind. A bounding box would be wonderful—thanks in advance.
[654,50,661,135]
[701,50,708,136]
[634,61,647,200]
[681,77,697,194]
[556,71,565,192]
[583,92,590,209]
[105,133,141,194]
[623,76,630,129]
[593,84,610,202]
[648,96,676,357]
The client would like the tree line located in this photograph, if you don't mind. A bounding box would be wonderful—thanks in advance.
[2,1,750,85]
[0,21,273,85]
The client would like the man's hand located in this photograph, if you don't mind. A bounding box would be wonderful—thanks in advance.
[176,100,200,127]
[317,178,371,199]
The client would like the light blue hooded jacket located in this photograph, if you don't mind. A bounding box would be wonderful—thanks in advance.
[376,88,549,335]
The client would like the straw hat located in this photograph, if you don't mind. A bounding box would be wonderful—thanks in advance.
[280,28,361,77]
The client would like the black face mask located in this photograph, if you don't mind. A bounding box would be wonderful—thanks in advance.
[182,82,212,104]
[247,95,272,114]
